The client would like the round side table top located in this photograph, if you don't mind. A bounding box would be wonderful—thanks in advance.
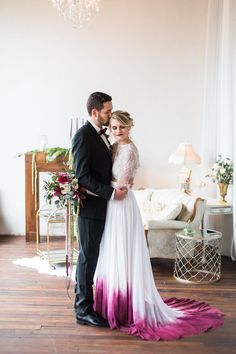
[176,228,222,240]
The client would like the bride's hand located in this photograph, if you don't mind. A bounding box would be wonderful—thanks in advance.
[114,187,128,200]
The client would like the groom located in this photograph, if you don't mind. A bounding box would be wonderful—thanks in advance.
[72,92,127,327]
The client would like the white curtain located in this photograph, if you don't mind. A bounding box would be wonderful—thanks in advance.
[201,0,235,260]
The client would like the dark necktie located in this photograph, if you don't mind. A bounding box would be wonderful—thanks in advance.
[99,128,107,135]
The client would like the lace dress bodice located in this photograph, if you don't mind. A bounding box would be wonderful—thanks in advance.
[112,142,140,188]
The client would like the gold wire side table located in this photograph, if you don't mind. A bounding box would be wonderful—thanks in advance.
[36,206,79,268]
[174,229,222,284]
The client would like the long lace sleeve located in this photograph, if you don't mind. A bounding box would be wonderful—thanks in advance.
[112,143,140,188]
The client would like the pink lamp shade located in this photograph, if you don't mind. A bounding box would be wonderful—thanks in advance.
[168,143,201,165]
[168,143,201,195]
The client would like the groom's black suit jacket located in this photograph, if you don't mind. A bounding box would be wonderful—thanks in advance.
[72,121,114,220]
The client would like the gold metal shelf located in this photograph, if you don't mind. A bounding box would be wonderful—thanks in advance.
[36,206,79,267]
[37,249,78,267]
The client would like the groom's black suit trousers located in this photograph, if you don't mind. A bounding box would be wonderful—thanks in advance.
[75,217,105,315]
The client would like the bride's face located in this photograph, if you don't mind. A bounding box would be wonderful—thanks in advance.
[110,118,131,144]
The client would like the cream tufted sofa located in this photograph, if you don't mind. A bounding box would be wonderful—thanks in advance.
[133,188,206,259]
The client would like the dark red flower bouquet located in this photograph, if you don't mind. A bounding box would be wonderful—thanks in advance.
[43,169,84,211]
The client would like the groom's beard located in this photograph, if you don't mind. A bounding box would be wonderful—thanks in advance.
[97,114,111,127]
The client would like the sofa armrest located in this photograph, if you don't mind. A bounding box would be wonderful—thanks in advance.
[189,198,206,227]
[146,220,186,230]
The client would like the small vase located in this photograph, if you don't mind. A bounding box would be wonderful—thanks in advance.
[218,183,229,203]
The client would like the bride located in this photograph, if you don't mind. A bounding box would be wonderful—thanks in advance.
[94,110,224,340]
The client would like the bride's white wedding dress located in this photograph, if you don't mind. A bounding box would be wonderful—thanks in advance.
[94,142,224,340]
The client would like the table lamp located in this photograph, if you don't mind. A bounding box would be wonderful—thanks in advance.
[168,142,201,194]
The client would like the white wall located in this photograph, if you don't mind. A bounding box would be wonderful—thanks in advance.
[0,0,208,235]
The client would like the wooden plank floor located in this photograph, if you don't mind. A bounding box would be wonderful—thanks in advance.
[0,235,235,354]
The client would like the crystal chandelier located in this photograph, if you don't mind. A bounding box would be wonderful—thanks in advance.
[51,0,100,27]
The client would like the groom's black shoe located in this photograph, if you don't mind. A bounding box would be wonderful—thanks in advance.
[93,312,109,327]
[76,311,109,328]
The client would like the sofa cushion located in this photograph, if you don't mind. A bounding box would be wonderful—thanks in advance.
[139,200,165,223]
[154,202,182,221]
[146,219,187,229]
[133,188,154,205]
[136,199,182,225]
[150,189,196,222]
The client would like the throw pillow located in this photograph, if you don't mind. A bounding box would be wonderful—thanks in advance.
[154,202,182,221]
[137,200,164,225]
[133,189,154,204]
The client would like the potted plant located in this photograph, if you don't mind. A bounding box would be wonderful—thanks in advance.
[206,155,233,203]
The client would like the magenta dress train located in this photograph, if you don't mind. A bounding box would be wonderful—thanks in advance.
[94,142,224,340]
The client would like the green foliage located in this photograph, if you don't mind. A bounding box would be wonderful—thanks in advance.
[18,147,70,163]
[44,147,70,162]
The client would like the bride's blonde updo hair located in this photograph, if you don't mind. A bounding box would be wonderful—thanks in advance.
[110,110,134,128]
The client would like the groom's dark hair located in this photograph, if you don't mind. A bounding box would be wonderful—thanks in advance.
[87,92,112,115]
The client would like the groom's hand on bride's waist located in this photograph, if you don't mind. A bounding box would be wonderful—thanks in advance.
[114,187,128,200]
